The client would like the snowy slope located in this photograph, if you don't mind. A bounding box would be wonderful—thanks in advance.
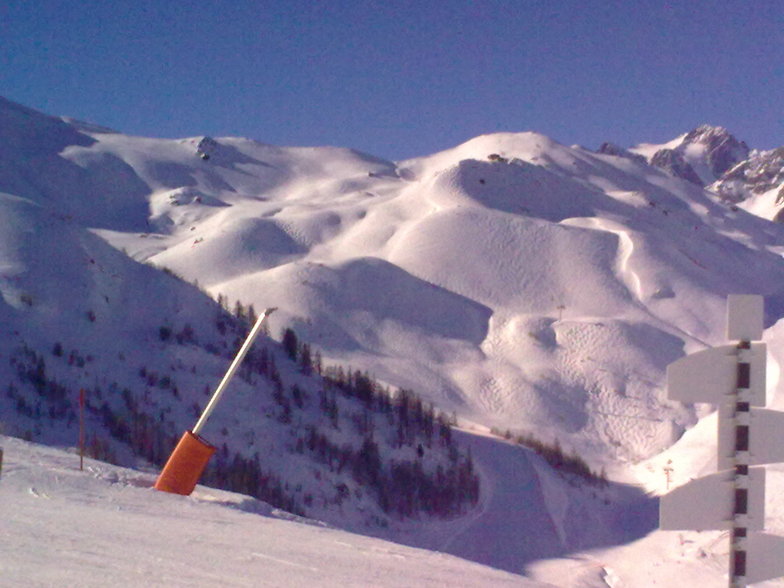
[5,429,783,587]
[116,129,784,465]
[0,435,546,587]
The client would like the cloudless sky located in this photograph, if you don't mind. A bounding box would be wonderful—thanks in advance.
[1,1,781,160]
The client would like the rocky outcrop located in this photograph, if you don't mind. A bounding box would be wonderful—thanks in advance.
[597,142,647,165]
[683,125,750,178]
[634,125,751,187]
[711,147,784,203]
[650,148,704,185]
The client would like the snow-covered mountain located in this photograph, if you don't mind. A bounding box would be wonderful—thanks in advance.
[3,95,784,585]
[711,147,784,219]
[0,96,489,534]
[628,124,750,186]
[626,124,784,222]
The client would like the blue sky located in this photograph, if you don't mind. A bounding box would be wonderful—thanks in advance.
[1,1,781,160]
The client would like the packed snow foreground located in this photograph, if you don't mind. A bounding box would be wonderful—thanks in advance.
[3,96,784,585]
[0,435,542,587]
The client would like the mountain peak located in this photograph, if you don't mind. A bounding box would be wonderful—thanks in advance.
[624,125,752,186]
[681,124,750,178]
[683,124,732,142]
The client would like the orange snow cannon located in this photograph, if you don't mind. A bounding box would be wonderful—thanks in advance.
[154,430,216,495]
[154,307,276,496]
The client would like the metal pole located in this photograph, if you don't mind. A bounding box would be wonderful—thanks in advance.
[79,388,85,471]
[192,307,276,436]
[730,340,752,588]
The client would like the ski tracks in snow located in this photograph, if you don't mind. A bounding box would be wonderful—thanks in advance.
[477,375,507,416]
[250,551,320,572]
[432,432,565,574]
[561,217,642,302]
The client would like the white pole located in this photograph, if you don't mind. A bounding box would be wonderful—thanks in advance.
[192,307,277,436]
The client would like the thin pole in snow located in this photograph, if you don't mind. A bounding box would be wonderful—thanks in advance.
[663,460,673,490]
[79,388,85,471]
[192,307,276,436]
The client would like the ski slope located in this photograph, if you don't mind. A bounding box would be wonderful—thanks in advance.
[5,427,784,587]
[0,435,546,587]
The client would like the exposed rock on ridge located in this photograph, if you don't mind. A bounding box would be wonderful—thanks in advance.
[683,124,750,178]
[597,142,647,165]
[650,148,703,185]
[711,147,784,204]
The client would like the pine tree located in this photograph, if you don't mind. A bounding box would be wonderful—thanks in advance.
[282,328,298,361]
[233,299,245,321]
[313,350,323,376]
[247,304,258,326]
[299,343,312,375]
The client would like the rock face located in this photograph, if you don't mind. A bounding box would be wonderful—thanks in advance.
[712,147,784,201]
[597,142,647,165]
[650,148,704,185]
[683,125,750,178]
[599,125,782,219]
[617,125,752,187]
